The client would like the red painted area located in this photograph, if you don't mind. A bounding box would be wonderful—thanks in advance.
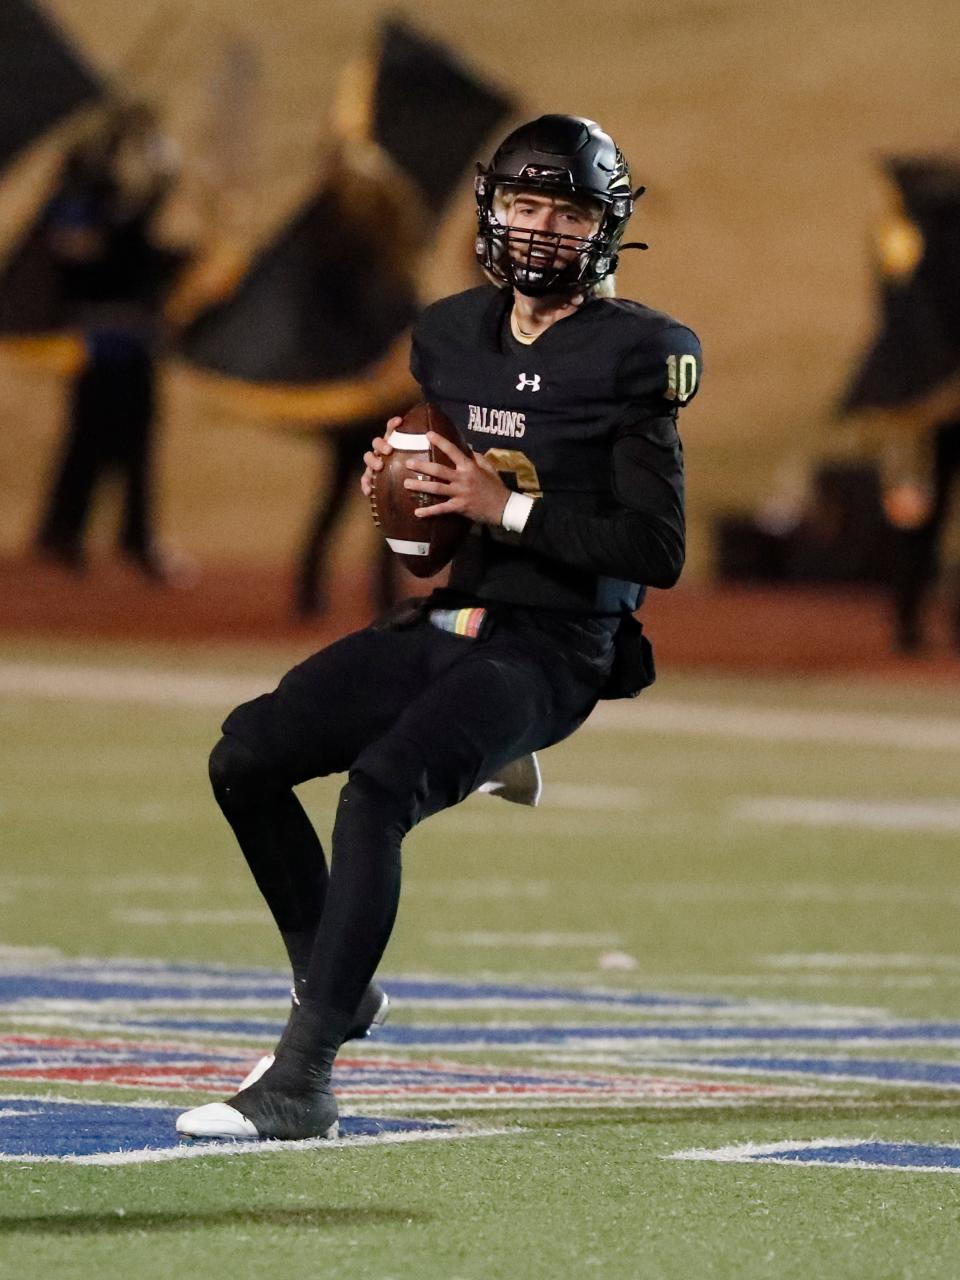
[0,1035,792,1100]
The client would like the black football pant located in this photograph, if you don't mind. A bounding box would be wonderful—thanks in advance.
[36,331,156,561]
[891,418,960,651]
[210,615,600,1035]
[295,417,402,619]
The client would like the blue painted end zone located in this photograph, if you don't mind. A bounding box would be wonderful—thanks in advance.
[766,1143,960,1170]
[678,1055,960,1086]
[0,1098,453,1160]
[0,966,731,1010]
[671,1139,960,1173]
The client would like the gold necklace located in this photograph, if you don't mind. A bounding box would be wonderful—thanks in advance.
[510,310,538,344]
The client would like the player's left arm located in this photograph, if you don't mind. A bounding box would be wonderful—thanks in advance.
[511,326,700,588]
[516,417,686,587]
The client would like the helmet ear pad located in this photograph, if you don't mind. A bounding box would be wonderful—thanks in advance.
[474,115,636,294]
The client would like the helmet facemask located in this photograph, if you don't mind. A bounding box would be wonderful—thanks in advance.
[476,181,614,296]
[474,114,642,296]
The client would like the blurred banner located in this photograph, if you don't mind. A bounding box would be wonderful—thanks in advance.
[0,0,103,172]
[176,17,514,424]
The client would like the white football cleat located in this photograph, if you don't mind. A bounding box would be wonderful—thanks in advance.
[477,752,542,806]
[176,1102,261,1139]
[237,1053,274,1091]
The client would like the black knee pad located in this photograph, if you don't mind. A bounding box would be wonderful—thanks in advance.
[208,733,280,810]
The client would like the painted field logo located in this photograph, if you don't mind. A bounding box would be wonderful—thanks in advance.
[0,1097,463,1164]
[3,955,960,1160]
[0,1034,803,1105]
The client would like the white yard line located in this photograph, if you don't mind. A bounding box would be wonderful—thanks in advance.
[734,797,960,832]
[0,1124,514,1166]
[0,662,264,709]
[3,661,960,751]
[763,953,960,972]
[113,908,271,927]
[427,930,623,949]
[589,699,960,751]
[539,784,648,809]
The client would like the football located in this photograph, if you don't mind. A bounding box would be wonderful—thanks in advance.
[369,402,471,578]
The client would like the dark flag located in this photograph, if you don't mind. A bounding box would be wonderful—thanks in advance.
[841,156,960,413]
[177,16,514,422]
[0,0,106,336]
[372,17,517,212]
[0,0,103,172]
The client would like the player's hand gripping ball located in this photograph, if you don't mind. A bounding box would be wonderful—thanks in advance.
[368,403,471,577]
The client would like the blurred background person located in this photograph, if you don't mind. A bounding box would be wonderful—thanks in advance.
[28,102,188,579]
[178,18,513,619]
[841,155,960,653]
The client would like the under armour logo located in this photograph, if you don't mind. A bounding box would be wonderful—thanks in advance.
[516,373,541,392]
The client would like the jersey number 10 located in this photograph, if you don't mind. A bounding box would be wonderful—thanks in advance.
[665,354,698,403]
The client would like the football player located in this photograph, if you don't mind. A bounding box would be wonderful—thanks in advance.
[177,114,701,1141]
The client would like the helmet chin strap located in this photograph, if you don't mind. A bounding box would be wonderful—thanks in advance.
[511,269,586,298]
[507,229,593,296]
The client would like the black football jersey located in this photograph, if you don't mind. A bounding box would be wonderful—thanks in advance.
[411,285,701,615]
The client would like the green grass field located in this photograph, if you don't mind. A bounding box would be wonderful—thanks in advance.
[1,635,959,1279]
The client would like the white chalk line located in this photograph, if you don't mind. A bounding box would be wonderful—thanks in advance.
[112,909,271,927]
[667,1137,960,1174]
[10,875,960,909]
[736,797,960,833]
[16,791,960,834]
[589,699,960,751]
[405,878,552,901]
[763,953,960,972]
[0,663,264,711]
[684,972,960,991]
[619,882,960,906]
[0,1122,514,1166]
[427,930,623,950]
[3,661,960,751]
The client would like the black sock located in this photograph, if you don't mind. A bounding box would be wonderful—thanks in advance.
[228,1000,353,1139]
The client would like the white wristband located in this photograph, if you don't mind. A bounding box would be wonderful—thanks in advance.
[501,491,536,533]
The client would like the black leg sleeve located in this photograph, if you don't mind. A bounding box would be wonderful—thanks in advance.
[302,769,405,1020]
[208,733,329,981]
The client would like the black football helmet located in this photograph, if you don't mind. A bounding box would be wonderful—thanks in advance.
[475,114,643,296]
